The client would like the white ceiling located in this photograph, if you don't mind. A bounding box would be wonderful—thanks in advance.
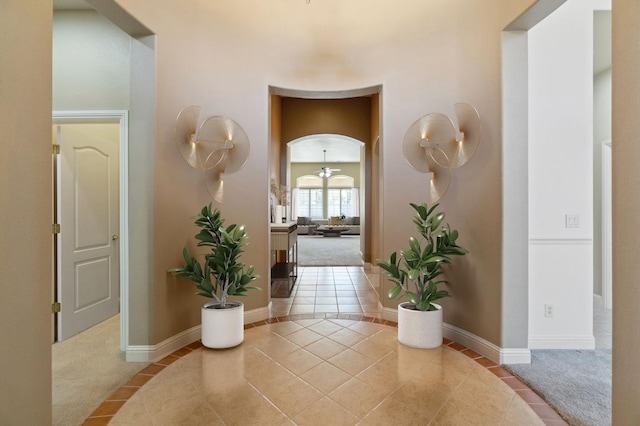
[289,135,363,163]
[53,0,93,10]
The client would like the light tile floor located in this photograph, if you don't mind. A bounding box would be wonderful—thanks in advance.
[88,267,565,425]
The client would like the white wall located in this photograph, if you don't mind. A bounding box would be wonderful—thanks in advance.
[528,0,610,349]
[53,10,130,110]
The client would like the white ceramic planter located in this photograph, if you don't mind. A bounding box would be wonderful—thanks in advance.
[201,301,244,349]
[397,302,443,349]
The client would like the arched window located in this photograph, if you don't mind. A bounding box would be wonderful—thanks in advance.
[295,175,323,219]
[327,175,358,217]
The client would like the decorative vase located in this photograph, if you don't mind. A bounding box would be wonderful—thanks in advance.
[201,301,244,348]
[275,205,284,224]
[397,302,443,349]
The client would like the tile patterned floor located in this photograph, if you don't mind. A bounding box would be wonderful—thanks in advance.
[84,267,566,425]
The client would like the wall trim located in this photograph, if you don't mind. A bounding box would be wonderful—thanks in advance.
[593,294,603,309]
[381,305,530,365]
[529,334,596,349]
[125,306,271,362]
[529,237,593,245]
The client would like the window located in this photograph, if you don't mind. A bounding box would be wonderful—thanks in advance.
[297,188,323,218]
[327,175,355,217]
[296,175,323,219]
[327,188,352,217]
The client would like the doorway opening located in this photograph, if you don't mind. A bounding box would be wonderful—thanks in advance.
[52,111,129,344]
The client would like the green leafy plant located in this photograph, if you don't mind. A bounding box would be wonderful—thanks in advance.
[169,203,260,307]
[377,202,468,311]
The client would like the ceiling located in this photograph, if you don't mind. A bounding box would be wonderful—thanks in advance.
[289,135,363,163]
[53,0,93,10]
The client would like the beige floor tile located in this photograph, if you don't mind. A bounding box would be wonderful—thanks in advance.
[204,381,290,425]
[276,348,323,375]
[501,394,546,425]
[109,393,153,426]
[351,333,397,360]
[293,318,324,328]
[314,304,339,313]
[449,368,516,419]
[328,377,391,418]
[292,396,359,426]
[316,290,337,297]
[327,328,367,347]
[327,318,360,328]
[293,296,316,304]
[328,348,377,376]
[305,337,348,360]
[356,354,405,393]
[244,357,297,394]
[300,361,352,394]
[338,304,363,313]
[289,304,315,314]
[261,375,322,417]
[336,290,358,297]
[265,321,304,337]
[347,321,385,336]
[150,395,222,426]
[308,319,344,336]
[431,396,505,425]
[284,327,323,347]
[360,390,436,425]
[316,296,338,304]
[250,333,301,359]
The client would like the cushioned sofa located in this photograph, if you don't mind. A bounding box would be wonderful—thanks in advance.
[296,216,360,235]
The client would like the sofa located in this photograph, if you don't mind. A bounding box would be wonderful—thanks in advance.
[296,216,360,235]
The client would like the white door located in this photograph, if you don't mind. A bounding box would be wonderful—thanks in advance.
[56,122,120,340]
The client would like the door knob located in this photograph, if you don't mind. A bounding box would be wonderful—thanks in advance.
[112,234,119,241]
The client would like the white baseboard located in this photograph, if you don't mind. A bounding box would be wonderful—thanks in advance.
[380,306,530,365]
[528,334,595,350]
[500,348,532,364]
[125,306,272,362]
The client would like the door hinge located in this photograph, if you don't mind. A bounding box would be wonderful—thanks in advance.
[52,302,61,313]
[52,223,60,234]
[52,144,60,155]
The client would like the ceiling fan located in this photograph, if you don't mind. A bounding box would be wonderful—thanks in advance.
[315,149,341,178]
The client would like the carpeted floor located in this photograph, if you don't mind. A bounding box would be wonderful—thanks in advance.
[297,235,363,266]
[505,349,611,426]
[52,314,149,426]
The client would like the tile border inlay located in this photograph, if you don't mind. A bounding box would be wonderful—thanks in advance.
[83,313,567,425]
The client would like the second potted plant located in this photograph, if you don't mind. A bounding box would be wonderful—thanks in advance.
[170,203,260,349]
[377,202,468,349]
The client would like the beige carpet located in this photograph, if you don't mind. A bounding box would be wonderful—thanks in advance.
[52,314,149,426]
[297,235,363,266]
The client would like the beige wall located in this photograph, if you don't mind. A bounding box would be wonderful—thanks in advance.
[109,0,536,346]
[612,0,640,421]
[0,1,53,423]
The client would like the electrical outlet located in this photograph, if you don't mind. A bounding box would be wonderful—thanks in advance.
[565,214,580,228]
[545,304,554,318]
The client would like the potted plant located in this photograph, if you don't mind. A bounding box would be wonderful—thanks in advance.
[377,202,468,349]
[169,203,260,349]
